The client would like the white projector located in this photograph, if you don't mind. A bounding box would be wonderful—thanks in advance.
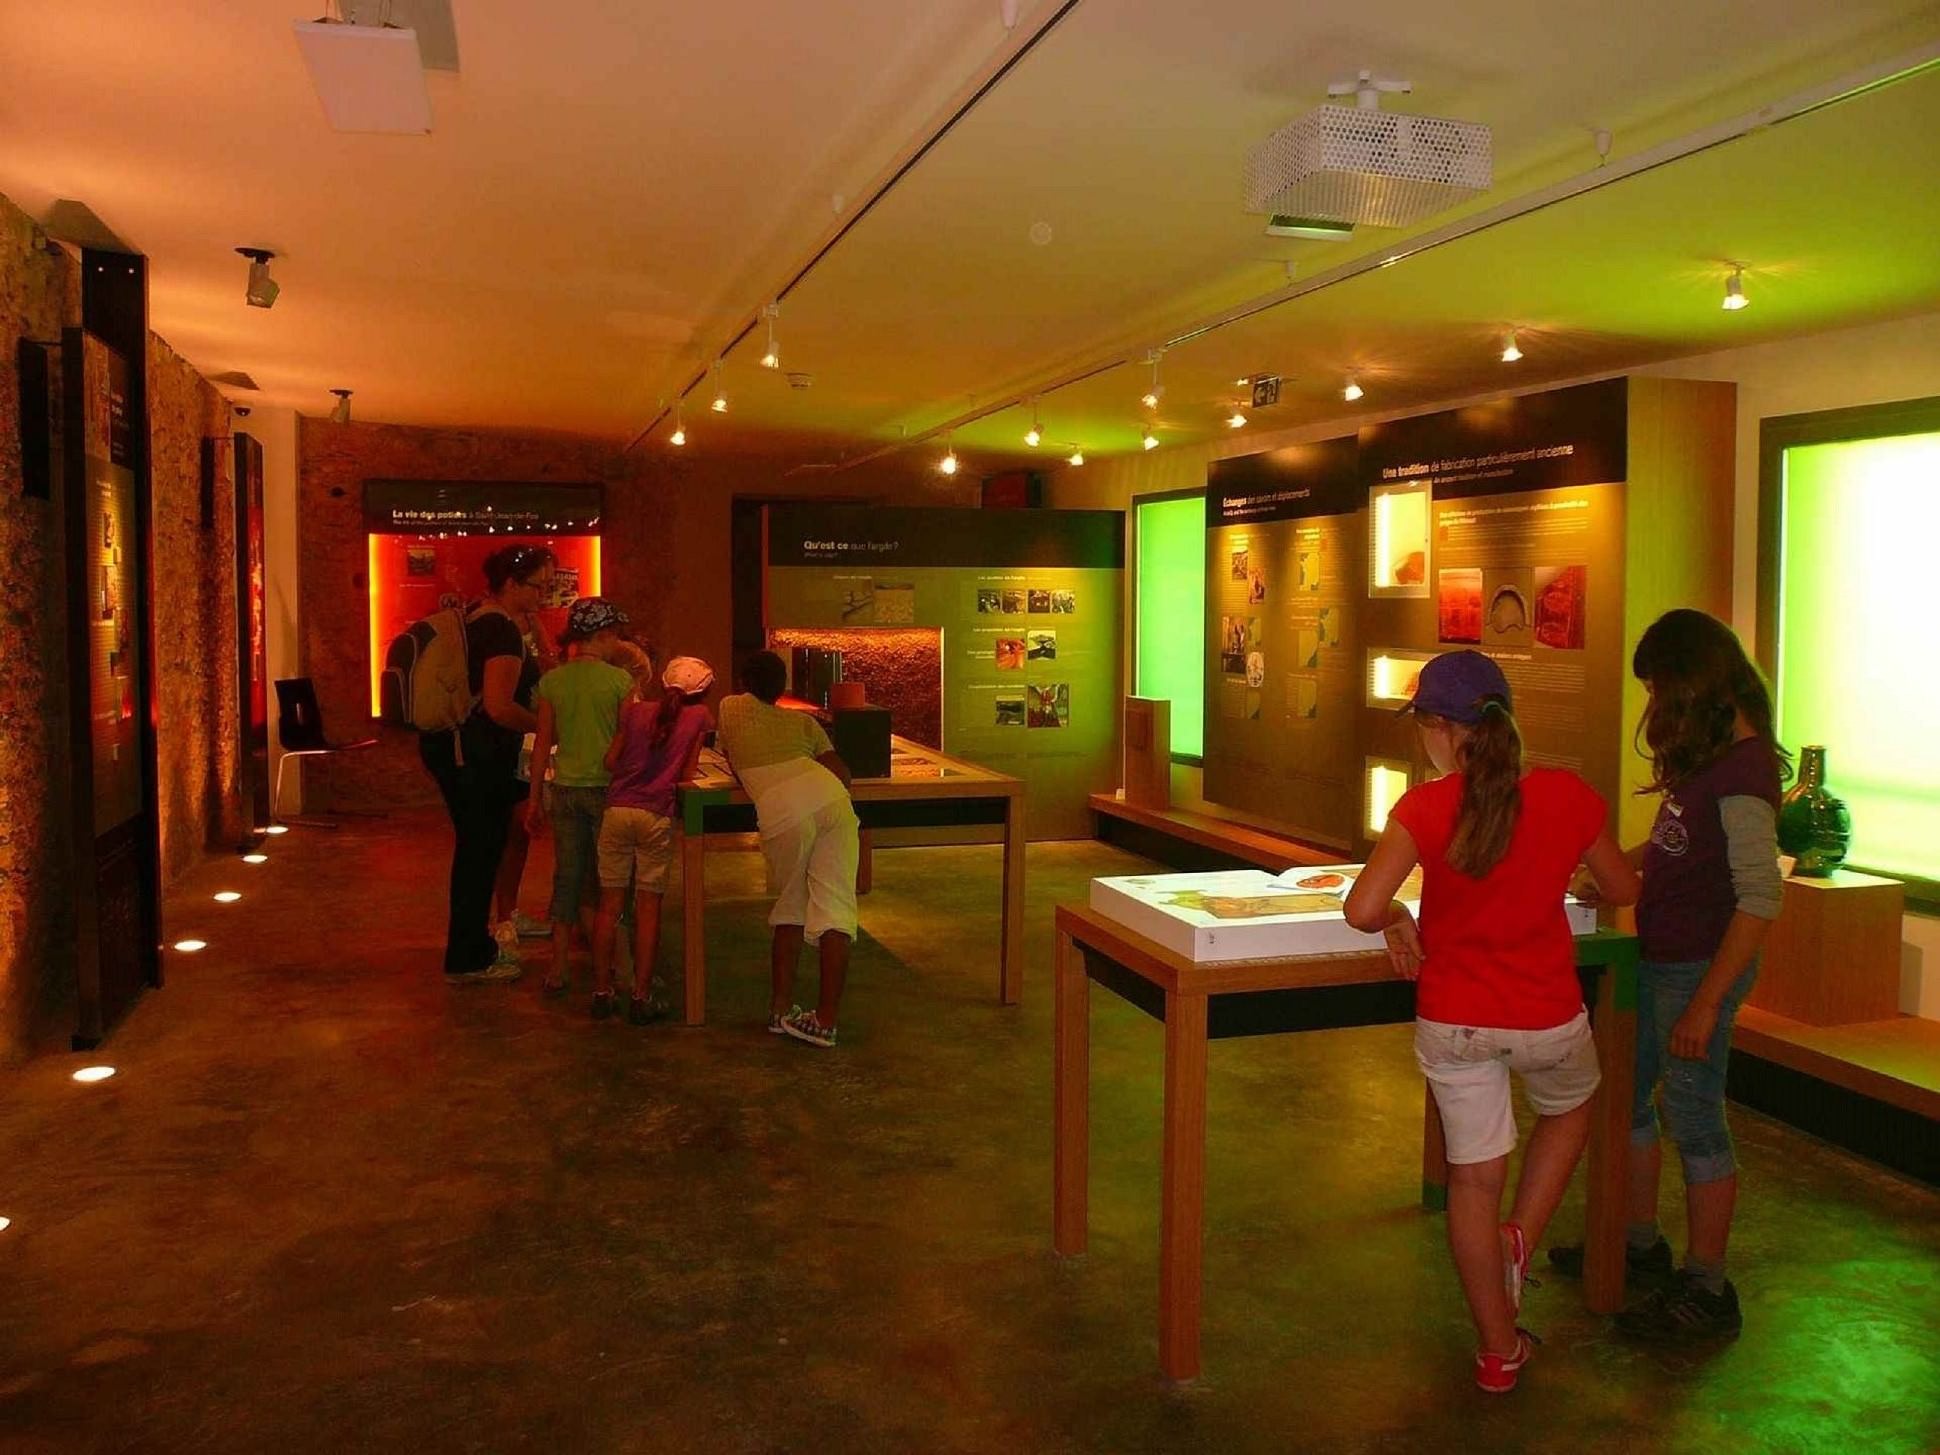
[1244,103,1491,230]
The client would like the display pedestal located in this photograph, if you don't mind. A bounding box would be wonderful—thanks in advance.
[1122,696,1170,810]
[1749,870,1905,1026]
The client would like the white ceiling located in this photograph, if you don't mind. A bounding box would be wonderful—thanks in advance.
[3,0,1938,467]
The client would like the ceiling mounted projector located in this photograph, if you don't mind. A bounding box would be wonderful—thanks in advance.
[1244,71,1491,229]
[294,19,432,133]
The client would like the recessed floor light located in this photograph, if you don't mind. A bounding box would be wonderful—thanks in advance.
[72,1066,116,1083]
[243,853,268,864]
[173,939,207,953]
[263,825,290,836]
[0,1216,11,1232]
[214,891,242,904]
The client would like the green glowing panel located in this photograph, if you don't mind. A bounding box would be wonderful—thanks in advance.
[1777,431,1940,883]
[1135,494,1206,758]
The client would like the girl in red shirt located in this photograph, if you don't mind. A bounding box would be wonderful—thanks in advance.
[1346,650,1638,1392]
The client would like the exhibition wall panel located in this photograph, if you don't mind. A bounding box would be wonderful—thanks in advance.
[764,504,1124,839]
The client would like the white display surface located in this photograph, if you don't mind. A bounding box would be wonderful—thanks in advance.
[1089,864,1598,964]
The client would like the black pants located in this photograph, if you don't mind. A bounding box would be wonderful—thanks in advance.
[420,731,521,974]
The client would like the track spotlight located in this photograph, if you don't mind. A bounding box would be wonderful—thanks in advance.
[669,398,686,447]
[1235,376,1252,388]
[1067,447,1085,467]
[1500,331,1523,363]
[1141,352,1165,409]
[1227,404,1248,429]
[1141,427,1159,451]
[1722,267,1749,311]
[759,303,781,368]
[939,434,959,475]
[329,388,352,423]
[1342,379,1364,403]
[1025,401,1042,448]
[710,361,727,412]
[236,248,278,309]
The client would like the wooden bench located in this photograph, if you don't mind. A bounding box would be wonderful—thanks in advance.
[1089,792,1340,872]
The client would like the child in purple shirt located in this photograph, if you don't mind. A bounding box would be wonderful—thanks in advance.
[589,657,716,1023]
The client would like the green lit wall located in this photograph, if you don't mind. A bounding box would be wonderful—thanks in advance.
[1778,431,1940,883]
[1134,494,1206,758]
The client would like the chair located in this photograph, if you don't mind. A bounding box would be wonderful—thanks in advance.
[274,678,379,827]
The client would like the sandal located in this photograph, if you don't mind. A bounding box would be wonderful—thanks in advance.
[590,991,617,1021]
[541,975,569,998]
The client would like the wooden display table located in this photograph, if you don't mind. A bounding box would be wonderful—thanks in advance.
[1051,901,1640,1382]
[1749,870,1906,1026]
[675,737,1024,1025]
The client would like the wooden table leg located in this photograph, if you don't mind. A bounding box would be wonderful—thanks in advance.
[1159,990,1209,1382]
[1421,1085,1449,1212]
[681,828,707,1027]
[1053,927,1089,1256]
[1583,951,1638,1313]
[999,793,1025,1006]
[856,827,873,896]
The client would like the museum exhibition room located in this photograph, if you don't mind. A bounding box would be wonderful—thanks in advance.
[3,0,1940,1448]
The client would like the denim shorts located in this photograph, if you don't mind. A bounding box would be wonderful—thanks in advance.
[1632,957,1759,1185]
[546,784,607,923]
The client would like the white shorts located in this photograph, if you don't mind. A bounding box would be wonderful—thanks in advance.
[761,797,860,943]
[1415,1011,1601,1165]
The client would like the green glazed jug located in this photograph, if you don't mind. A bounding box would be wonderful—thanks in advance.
[1777,745,1851,877]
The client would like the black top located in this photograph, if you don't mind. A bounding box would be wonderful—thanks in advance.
[463,606,537,770]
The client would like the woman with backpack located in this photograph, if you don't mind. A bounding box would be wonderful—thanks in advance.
[420,544,555,984]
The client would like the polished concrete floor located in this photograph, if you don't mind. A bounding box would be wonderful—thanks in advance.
[2,814,1937,1454]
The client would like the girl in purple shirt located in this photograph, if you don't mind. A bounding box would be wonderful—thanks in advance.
[1551,610,1788,1343]
[588,657,715,1024]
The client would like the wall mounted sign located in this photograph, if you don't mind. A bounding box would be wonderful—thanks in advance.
[1356,376,1629,502]
[361,479,603,534]
[766,504,1123,570]
[1208,435,1361,525]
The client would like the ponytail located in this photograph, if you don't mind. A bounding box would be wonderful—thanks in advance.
[648,684,685,751]
[1446,696,1523,878]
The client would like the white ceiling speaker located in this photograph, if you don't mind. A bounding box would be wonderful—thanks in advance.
[294,20,433,133]
[1244,70,1491,229]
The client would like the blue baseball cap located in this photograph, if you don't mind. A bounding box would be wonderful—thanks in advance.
[1401,650,1512,724]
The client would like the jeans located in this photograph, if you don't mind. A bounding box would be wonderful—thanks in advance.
[546,784,606,924]
[1632,957,1759,1185]
[421,730,522,974]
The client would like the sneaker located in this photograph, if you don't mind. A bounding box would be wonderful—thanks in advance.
[627,996,653,1027]
[1474,1328,1539,1394]
[781,1009,837,1049]
[767,1006,800,1036]
[513,912,550,940]
[1614,1273,1742,1343]
[590,991,617,1021]
[1502,1223,1530,1315]
[447,958,522,986]
[1547,1235,1675,1289]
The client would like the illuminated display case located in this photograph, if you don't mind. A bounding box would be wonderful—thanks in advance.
[362,480,603,714]
[1090,865,1596,963]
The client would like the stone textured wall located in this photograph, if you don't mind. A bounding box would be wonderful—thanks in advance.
[0,199,78,1061]
[0,189,242,1060]
[148,336,242,878]
[296,418,644,809]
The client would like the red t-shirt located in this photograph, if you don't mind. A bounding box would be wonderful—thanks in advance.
[1389,767,1607,1030]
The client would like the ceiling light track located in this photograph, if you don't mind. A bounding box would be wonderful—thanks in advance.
[829,37,1940,473]
[624,0,1089,456]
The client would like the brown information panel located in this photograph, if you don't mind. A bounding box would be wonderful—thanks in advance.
[1204,380,1632,850]
[84,343,143,834]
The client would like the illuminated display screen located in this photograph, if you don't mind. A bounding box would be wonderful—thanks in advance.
[1135,493,1206,757]
[366,532,601,714]
[1776,430,1940,884]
